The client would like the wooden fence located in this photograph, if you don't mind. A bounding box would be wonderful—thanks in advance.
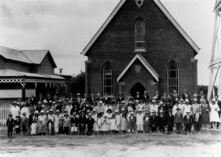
[0,103,10,126]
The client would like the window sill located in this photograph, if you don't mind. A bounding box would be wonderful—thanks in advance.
[133,49,148,53]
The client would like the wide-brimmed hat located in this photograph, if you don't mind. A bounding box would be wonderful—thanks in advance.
[193,98,198,102]
[179,99,184,102]
[185,99,190,103]
[176,108,181,111]
[138,109,142,112]
[13,101,17,105]
[40,110,45,114]
[107,109,112,113]
[64,113,69,116]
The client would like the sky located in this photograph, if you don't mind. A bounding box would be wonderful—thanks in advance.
[0,0,218,85]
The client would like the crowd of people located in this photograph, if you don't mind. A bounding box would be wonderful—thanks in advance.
[6,91,221,138]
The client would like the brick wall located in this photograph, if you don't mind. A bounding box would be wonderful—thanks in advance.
[86,0,198,97]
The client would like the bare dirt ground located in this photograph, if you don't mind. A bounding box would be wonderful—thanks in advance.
[0,127,221,157]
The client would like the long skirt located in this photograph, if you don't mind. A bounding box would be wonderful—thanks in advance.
[201,112,210,124]
[110,121,117,131]
[101,123,109,132]
[38,122,46,134]
[48,121,54,135]
[210,111,219,122]
[31,123,37,135]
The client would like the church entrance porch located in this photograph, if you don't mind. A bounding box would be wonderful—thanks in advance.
[117,54,159,99]
[130,82,146,98]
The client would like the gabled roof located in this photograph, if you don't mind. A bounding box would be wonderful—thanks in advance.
[82,0,200,55]
[117,54,159,82]
[0,46,32,63]
[0,46,57,67]
[22,50,48,64]
[215,0,221,10]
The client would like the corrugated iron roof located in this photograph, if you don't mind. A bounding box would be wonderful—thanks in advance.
[0,46,56,66]
[0,46,32,63]
[0,69,64,80]
[22,50,48,64]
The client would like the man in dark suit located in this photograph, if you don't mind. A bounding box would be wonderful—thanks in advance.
[166,110,174,134]
[183,111,193,134]
[86,113,95,136]
[158,111,166,133]
[149,111,158,133]
[78,111,87,135]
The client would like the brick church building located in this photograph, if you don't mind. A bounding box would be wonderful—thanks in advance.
[82,0,199,99]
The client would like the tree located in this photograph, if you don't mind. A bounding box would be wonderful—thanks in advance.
[71,71,85,97]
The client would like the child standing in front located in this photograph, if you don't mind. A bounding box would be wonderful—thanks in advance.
[6,114,14,138]
[174,108,183,134]
[97,113,103,134]
[101,115,109,135]
[128,112,136,133]
[14,115,21,135]
[110,114,117,134]
[143,113,150,133]
[136,109,144,133]
[120,113,127,134]
[63,112,71,135]
[167,110,174,134]
[21,112,29,136]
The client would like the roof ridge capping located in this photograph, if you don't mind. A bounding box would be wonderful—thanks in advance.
[81,0,200,55]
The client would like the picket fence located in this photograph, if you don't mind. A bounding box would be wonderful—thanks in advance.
[0,104,10,125]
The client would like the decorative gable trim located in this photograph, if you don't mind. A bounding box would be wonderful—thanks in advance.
[82,0,200,56]
[117,54,159,82]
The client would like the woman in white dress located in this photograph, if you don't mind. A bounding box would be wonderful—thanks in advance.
[54,110,60,134]
[110,114,117,134]
[92,110,98,134]
[209,99,220,129]
[31,111,38,135]
[101,115,109,134]
[97,113,103,134]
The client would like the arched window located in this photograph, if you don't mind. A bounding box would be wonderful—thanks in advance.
[134,18,146,51]
[103,62,113,96]
[168,61,179,94]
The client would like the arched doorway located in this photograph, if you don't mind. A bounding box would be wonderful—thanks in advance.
[130,82,146,98]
